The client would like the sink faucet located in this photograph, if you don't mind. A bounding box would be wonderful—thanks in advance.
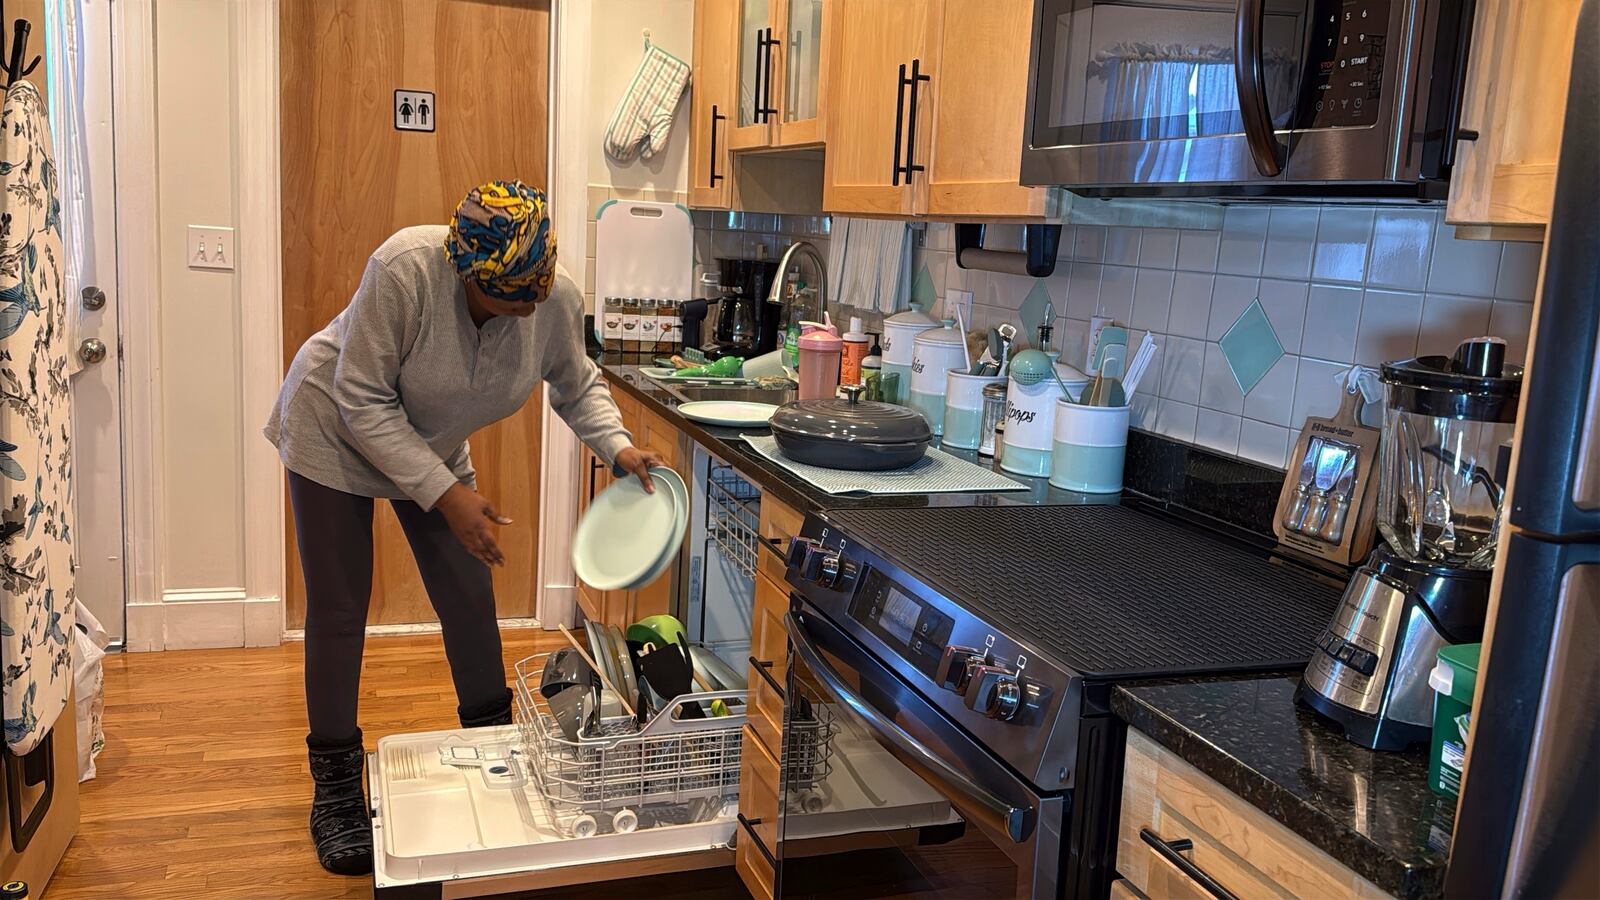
[767,240,829,318]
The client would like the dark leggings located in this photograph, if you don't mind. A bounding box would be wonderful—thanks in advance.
[289,471,508,743]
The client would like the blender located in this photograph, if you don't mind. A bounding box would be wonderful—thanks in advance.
[1298,338,1522,750]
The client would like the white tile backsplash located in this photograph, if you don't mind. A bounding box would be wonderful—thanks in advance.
[706,204,1531,471]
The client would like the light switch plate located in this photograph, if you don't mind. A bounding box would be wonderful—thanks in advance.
[187,226,235,271]
[944,289,973,327]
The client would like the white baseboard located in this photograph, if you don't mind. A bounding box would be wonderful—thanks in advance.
[279,617,543,642]
[127,593,284,652]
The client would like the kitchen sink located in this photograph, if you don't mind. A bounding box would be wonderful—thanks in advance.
[666,385,797,406]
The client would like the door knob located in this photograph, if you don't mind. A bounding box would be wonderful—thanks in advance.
[81,286,106,311]
[78,338,107,365]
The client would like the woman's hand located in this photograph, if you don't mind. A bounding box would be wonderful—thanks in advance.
[436,483,513,567]
[614,446,666,492]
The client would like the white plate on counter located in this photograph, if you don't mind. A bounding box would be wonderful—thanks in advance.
[675,401,779,428]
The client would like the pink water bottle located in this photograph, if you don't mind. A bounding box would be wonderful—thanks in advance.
[797,322,843,400]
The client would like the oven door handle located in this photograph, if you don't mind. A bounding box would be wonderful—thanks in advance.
[786,610,1033,844]
[1233,0,1284,177]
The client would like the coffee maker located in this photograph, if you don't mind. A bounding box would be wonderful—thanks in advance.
[703,257,780,359]
[1299,338,1522,750]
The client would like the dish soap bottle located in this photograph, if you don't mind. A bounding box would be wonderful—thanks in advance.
[780,271,803,369]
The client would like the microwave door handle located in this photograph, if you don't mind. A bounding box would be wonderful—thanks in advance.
[786,611,1033,844]
[1234,0,1283,176]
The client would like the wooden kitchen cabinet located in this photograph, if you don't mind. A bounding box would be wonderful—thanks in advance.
[735,723,782,900]
[1446,0,1583,241]
[690,0,738,208]
[1117,729,1390,899]
[822,0,1045,219]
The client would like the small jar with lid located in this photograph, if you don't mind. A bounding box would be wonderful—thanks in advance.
[658,299,682,350]
[602,297,624,353]
[979,383,1007,457]
[640,298,660,354]
[621,298,642,354]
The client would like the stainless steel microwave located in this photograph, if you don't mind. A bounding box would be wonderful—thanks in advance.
[1021,0,1476,199]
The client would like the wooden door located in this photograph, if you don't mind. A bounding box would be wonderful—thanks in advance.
[769,0,829,148]
[1446,0,1582,240]
[690,0,738,209]
[821,0,932,216]
[729,0,778,150]
[920,0,1046,218]
[280,0,550,627]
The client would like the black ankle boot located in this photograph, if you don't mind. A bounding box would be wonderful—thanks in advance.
[459,687,514,729]
[307,732,373,877]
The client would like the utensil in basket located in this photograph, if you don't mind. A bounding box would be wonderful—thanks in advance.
[558,624,635,718]
[635,639,703,720]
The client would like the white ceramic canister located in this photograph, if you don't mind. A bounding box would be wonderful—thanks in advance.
[1001,362,1090,477]
[880,302,940,404]
[1050,399,1130,493]
[943,369,1007,450]
[909,319,968,434]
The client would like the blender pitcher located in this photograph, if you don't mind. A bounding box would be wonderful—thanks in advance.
[1299,337,1522,751]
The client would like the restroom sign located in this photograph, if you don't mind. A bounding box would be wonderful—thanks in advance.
[394,89,436,132]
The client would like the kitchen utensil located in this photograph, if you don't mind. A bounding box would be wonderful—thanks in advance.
[634,639,702,720]
[1299,340,1521,751]
[908,318,969,435]
[1283,437,1324,532]
[545,682,594,742]
[559,624,633,718]
[955,307,972,375]
[675,400,779,427]
[571,467,684,591]
[1079,355,1127,407]
[605,624,640,712]
[687,646,747,692]
[1316,452,1360,543]
[626,614,687,650]
[1301,440,1353,535]
[539,647,596,699]
[769,385,933,470]
[1088,322,1128,374]
[1123,334,1158,396]
[1003,359,1091,477]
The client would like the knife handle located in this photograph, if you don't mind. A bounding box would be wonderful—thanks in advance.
[1302,491,1331,536]
[1322,496,1352,543]
[1284,484,1313,532]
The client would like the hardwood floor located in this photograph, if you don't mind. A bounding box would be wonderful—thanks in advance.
[46,629,561,899]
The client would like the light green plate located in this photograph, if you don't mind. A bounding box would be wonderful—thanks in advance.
[676,401,779,428]
[571,471,683,591]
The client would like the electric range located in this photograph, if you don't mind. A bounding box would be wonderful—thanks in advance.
[778,502,1342,898]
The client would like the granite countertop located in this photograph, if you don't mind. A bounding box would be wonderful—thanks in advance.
[1112,674,1454,900]
[598,360,1111,516]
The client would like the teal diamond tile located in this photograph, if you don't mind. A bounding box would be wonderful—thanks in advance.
[1218,298,1284,395]
[1019,280,1054,341]
[909,264,937,309]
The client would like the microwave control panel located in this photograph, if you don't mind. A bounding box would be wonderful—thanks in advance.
[1301,0,1390,128]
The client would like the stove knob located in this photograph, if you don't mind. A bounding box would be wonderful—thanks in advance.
[935,646,982,694]
[816,553,843,587]
[964,664,1024,721]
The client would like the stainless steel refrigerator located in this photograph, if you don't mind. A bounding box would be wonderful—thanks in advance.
[1444,3,1600,895]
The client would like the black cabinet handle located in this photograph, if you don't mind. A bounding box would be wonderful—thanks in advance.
[749,655,786,699]
[752,27,766,124]
[709,104,726,185]
[737,813,779,867]
[759,28,782,121]
[892,62,908,185]
[1233,0,1283,177]
[1139,827,1239,900]
[902,58,930,181]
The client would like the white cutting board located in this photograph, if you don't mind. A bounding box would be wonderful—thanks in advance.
[594,198,694,307]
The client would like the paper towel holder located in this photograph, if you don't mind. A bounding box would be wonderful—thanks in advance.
[954,224,1061,278]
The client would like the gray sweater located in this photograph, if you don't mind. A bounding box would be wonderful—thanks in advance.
[265,225,630,510]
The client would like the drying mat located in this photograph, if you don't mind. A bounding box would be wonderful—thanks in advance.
[826,505,1343,678]
[742,434,1026,495]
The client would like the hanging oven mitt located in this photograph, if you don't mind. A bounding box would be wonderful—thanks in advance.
[603,39,692,163]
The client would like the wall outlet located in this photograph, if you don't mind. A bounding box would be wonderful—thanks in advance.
[944,289,974,328]
[187,226,236,271]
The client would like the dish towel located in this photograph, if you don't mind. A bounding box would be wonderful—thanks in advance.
[0,81,77,756]
[603,39,692,163]
[826,217,913,315]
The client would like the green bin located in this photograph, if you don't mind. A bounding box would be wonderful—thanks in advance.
[1428,642,1482,800]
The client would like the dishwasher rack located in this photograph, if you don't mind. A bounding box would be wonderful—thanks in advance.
[706,462,761,582]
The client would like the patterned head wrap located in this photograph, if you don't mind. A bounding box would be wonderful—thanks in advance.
[445,180,557,303]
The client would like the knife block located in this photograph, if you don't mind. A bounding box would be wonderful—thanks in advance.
[1273,383,1380,566]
